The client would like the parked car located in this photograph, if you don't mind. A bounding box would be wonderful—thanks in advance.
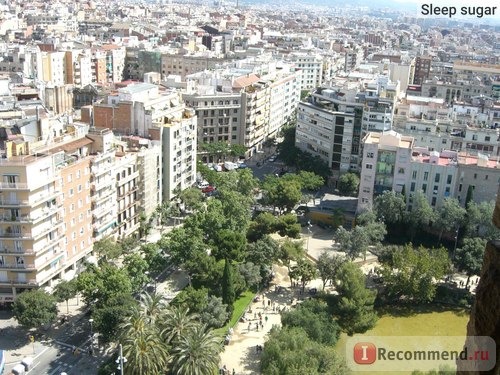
[202,186,216,194]
[197,180,209,189]
[238,163,248,169]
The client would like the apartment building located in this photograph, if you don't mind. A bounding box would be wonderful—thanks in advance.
[286,52,323,91]
[296,87,364,177]
[161,52,228,80]
[0,44,43,80]
[64,49,93,88]
[413,56,431,85]
[157,108,197,201]
[183,64,300,158]
[357,131,414,211]
[114,151,140,238]
[86,128,117,241]
[357,131,500,212]
[84,83,197,201]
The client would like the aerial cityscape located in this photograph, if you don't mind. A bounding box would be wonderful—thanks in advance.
[0,0,499,374]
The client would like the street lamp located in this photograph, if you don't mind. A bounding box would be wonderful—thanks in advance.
[306,221,313,252]
[89,318,94,356]
[453,227,459,260]
[116,344,127,375]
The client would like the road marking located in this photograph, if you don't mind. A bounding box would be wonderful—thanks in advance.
[48,365,62,375]
[34,346,49,360]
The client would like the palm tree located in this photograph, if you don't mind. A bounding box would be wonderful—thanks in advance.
[121,329,170,375]
[169,323,223,375]
[138,292,165,325]
[159,305,199,344]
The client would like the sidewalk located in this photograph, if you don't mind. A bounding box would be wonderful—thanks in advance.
[219,265,327,375]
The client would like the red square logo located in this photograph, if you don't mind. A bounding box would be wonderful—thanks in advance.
[353,342,377,364]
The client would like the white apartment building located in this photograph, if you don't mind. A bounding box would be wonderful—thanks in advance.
[158,108,197,201]
[357,131,414,212]
[86,129,117,241]
[42,51,66,86]
[286,52,323,91]
[296,87,364,176]
[357,131,500,212]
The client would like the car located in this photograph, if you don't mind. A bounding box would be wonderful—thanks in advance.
[197,180,209,189]
[238,163,248,169]
[268,155,277,162]
[202,185,216,193]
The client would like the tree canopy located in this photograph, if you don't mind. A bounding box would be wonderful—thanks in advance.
[338,173,360,196]
[12,289,58,329]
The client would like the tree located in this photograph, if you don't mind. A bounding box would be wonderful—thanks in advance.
[53,279,78,314]
[262,176,302,213]
[121,323,170,374]
[93,237,122,262]
[276,214,301,238]
[76,263,133,308]
[238,262,262,291]
[93,293,137,343]
[454,237,486,287]
[169,323,223,375]
[316,252,346,290]
[406,191,437,240]
[247,212,278,242]
[172,286,209,314]
[212,229,246,262]
[465,201,500,241]
[179,187,205,212]
[278,238,305,284]
[377,245,450,303]
[333,223,385,261]
[289,258,317,293]
[293,171,324,190]
[435,198,466,242]
[374,190,406,225]
[160,305,199,345]
[281,299,340,346]
[200,296,229,328]
[245,235,280,267]
[229,144,247,159]
[12,290,58,329]
[330,207,345,229]
[138,212,153,240]
[261,327,349,375]
[140,243,167,274]
[221,259,235,314]
[332,262,378,336]
[338,173,360,196]
[123,253,150,292]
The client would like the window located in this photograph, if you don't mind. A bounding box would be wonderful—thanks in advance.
[472,134,477,141]
[459,183,462,192]
[67,174,72,183]
[485,136,490,142]
[424,172,429,181]
[367,152,374,158]
[362,187,370,193]
[434,173,440,183]
[398,168,405,174]
[76,170,81,179]
[447,175,452,184]
[78,184,82,192]
[410,182,416,192]
[412,171,417,179]
[365,164,373,170]
[431,197,437,206]
[485,175,488,180]
[473,173,477,179]
[69,188,74,197]
[433,185,438,194]
[422,184,427,193]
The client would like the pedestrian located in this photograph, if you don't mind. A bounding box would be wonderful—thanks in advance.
[254,312,257,319]
[255,322,259,331]
[262,298,265,307]
[265,315,268,324]
[233,369,236,375]
[268,300,271,307]
[260,321,263,329]
[259,315,262,322]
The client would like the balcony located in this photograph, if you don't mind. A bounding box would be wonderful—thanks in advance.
[0,214,32,223]
[0,182,29,190]
[0,199,29,207]
[0,262,36,270]
[0,247,35,255]
[0,230,31,239]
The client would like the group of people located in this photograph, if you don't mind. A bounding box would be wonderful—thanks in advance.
[219,365,236,375]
